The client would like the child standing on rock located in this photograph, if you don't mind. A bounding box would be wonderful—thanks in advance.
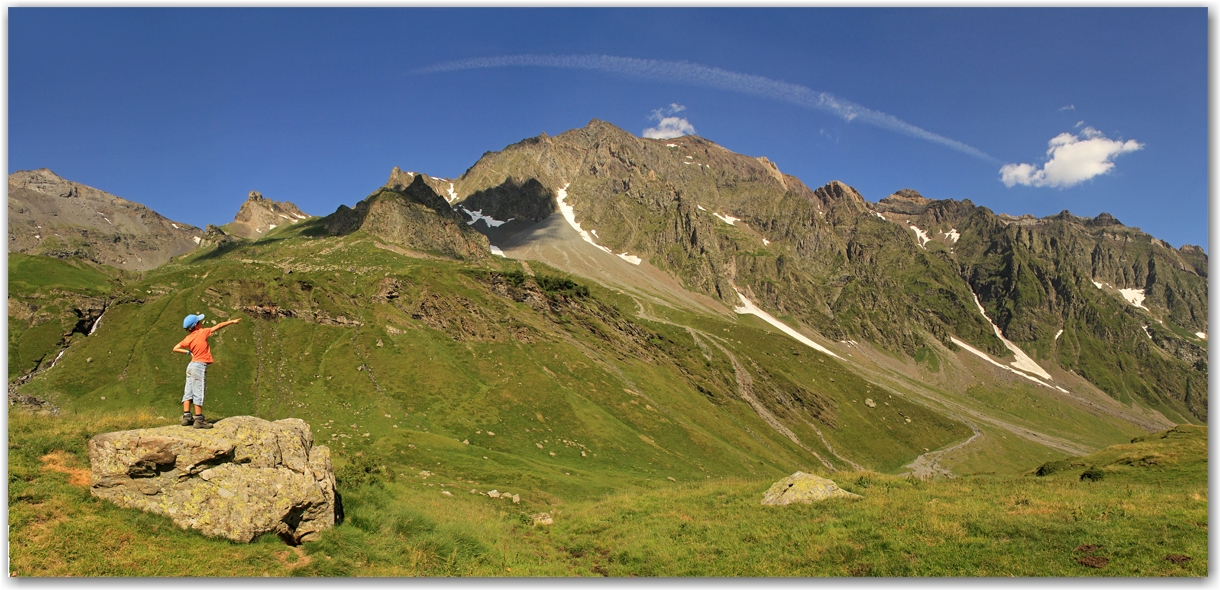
[173,313,241,429]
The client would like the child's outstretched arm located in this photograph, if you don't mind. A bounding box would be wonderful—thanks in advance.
[213,317,243,331]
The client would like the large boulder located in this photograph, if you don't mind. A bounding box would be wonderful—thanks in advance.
[88,416,336,544]
[760,472,860,505]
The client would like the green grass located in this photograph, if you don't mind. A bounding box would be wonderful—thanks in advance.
[9,408,1205,576]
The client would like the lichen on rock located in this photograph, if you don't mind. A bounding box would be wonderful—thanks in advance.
[88,416,337,544]
[760,471,860,505]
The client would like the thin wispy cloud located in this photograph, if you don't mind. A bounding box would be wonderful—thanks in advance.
[413,54,997,163]
[1059,104,1076,111]
[643,103,695,139]
[1000,126,1143,189]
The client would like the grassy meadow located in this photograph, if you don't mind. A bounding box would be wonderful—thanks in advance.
[7,221,1207,576]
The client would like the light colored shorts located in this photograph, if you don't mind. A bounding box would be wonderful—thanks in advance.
[182,361,207,406]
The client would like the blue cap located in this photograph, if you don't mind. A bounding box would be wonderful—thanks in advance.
[183,313,205,329]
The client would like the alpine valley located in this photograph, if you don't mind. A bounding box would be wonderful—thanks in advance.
[8,120,1207,576]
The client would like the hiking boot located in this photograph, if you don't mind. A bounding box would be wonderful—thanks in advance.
[192,415,214,429]
[181,414,194,426]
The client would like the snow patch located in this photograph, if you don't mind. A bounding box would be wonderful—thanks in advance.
[872,211,887,220]
[762,239,771,246]
[555,183,640,265]
[192,236,201,244]
[590,229,599,238]
[460,207,514,228]
[1092,280,1103,289]
[103,218,112,225]
[969,292,1053,380]
[171,223,178,229]
[1142,325,1153,339]
[666,143,678,148]
[1054,329,1063,341]
[950,337,1057,390]
[1118,288,1147,310]
[1196,332,1207,340]
[268,224,277,230]
[697,205,706,211]
[943,228,960,243]
[489,245,506,257]
[908,224,930,249]
[447,183,458,203]
[733,289,841,359]
[713,212,740,226]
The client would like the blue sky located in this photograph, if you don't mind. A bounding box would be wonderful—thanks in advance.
[9,8,1209,250]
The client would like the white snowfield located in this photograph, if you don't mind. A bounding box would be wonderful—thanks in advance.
[489,245,506,257]
[1054,329,1063,341]
[447,183,459,203]
[943,228,960,243]
[555,183,642,265]
[949,337,1067,393]
[1196,332,1207,340]
[970,292,1053,381]
[872,211,887,220]
[268,224,277,230]
[192,236,201,244]
[762,238,771,246]
[713,212,740,226]
[666,143,678,148]
[697,205,706,211]
[1118,288,1148,310]
[732,289,841,359]
[1142,325,1153,339]
[908,224,930,249]
[171,223,179,229]
[460,207,513,228]
[1092,280,1104,289]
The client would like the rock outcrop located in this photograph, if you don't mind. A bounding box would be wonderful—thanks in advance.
[88,416,336,544]
[226,191,310,239]
[760,472,859,505]
[8,168,204,271]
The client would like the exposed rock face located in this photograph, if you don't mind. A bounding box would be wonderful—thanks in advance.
[227,191,310,239]
[324,174,489,260]
[88,416,336,544]
[8,169,204,270]
[760,472,859,505]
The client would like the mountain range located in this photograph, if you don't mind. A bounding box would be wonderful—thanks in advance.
[8,119,1207,488]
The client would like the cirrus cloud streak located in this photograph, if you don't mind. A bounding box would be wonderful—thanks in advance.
[413,54,997,162]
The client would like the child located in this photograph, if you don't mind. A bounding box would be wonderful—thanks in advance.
[173,313,241,428]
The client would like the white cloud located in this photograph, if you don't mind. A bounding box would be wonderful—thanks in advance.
[643,116,697,139]
[1059,104,1075,111]
[1000,127,1143,188]
[643,103,696,139]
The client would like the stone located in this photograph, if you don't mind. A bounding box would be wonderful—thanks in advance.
[864,398,876,408]
[88,416,336,544]
[488,490,501,498]
[531,512,553,526]
[760,472,860,506]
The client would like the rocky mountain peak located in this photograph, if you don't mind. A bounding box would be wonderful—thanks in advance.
[814,181,868,212]
[1084,212,1123,227]
[876,188,933,215]
[228,191,309,239]
[8,169,202,270]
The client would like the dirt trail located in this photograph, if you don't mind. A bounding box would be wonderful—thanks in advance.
[903,421,984,479]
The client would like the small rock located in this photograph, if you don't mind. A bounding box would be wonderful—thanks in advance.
[581,450,587,457]
[419,470,432,478]
[357,366,364,371]
[512,494,520,504]
[487,432,495,436]
[488,490,501,498]
[549,451,556,457]
[463,439,470,445]
[86,357,93,363]
[470,489,478,494]
[376,340,383,348]
[531,513,553,526]
[441,490,452,497]
[864,398,876,408]
[667,476,676,482]
[904,418,911,423]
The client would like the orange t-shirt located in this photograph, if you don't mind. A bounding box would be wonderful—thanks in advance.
[177,327,217,364]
